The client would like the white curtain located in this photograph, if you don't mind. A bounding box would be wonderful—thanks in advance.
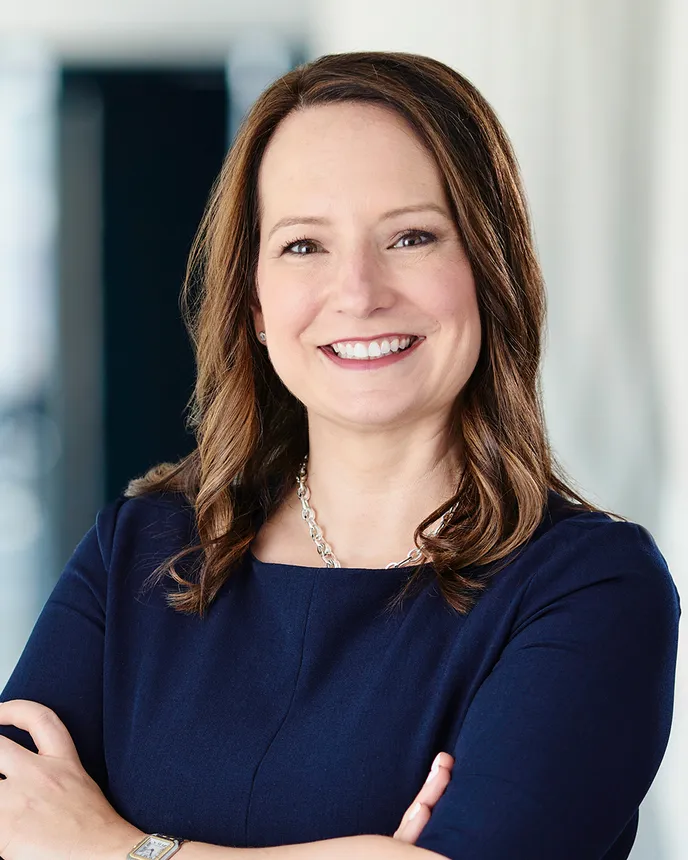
[645,0,688,856]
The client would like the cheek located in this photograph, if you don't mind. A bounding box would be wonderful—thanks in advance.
[424,268,480,329]
[427,272,482,371]
[255,268,322,350]
[257,263,310,320]
[458,288,482,359]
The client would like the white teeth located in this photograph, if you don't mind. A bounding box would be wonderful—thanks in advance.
[331,336,415,360]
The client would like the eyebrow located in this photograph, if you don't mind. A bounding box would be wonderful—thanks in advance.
[266,203,452,242]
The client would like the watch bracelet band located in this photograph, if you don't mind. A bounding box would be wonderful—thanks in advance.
[127,832,187,859]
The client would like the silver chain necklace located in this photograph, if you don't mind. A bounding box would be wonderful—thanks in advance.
[295,453,460,568]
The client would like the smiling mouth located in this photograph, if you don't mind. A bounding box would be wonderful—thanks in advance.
[318,335,424,365]
[320,335,422,357]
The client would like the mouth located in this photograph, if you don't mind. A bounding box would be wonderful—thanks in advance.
[318,334,425,354]
[318,335,424,368]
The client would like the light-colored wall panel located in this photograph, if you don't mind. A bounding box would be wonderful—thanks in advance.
[0,1,306,63]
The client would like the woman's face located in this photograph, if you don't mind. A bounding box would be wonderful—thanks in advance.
[253,101,481,432]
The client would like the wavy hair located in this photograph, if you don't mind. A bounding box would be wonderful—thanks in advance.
[126,51,620,618]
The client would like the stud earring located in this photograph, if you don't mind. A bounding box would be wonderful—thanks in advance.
[258,331,266,343]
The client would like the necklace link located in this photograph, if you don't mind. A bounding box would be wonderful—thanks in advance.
[296,453,459,569]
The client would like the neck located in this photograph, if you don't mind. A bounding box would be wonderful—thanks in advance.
[286,423,464,568]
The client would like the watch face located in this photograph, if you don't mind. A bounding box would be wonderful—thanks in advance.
[131,836,175,859]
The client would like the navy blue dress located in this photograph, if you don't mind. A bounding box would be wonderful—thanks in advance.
[0,490,680,860]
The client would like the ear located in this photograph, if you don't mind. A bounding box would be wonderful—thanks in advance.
[249,284,264,338]
[250,303,265,339]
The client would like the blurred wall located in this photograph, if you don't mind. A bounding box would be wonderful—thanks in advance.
[0,0,305,63]
[0,44,59,701]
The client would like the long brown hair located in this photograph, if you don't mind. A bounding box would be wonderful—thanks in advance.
[126,51,620,618]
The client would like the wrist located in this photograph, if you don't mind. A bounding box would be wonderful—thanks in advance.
[103,822,148,860]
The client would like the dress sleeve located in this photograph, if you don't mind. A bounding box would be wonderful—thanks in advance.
[0,498,124,794]
[414,520,681,860]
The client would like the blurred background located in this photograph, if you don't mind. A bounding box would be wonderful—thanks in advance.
[0,0,685,857]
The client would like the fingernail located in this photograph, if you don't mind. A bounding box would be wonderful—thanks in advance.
[425,755,440,783]
[409,802,421,821]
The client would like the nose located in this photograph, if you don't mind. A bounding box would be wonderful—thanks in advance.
[328,244,395,317]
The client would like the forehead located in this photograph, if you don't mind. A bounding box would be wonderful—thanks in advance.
[257,102,445,217]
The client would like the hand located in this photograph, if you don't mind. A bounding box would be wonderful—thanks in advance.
[392,752,454,843]
[0,699,145,860]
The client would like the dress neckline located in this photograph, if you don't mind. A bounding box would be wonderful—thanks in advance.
[247,549,433,574]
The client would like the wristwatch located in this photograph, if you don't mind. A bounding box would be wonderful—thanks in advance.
[127,832,186,859]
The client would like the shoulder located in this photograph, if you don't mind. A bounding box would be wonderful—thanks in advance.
[25,492,198,632]
[92,490,196,572]
[512,491,681,640]
[540,491,673,580]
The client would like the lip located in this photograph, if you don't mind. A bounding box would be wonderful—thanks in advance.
[319,333,423,347]
[318,336,424,370]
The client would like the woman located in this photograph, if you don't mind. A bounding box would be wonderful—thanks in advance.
[0,51,680,860]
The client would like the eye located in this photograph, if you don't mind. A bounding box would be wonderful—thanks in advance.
[280,236,319,255]
[393,230,437,249]
[279,229,437,255]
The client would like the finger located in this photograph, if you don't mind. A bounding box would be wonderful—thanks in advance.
[393,802,432,842]
[425,751,454,782]
[393,752,454,844]
[395,757,453,830]
[409,751,453,811]
[417,759,452,808]
[0,734,36,777]
[0,700,79,761]
[421,752,454,791]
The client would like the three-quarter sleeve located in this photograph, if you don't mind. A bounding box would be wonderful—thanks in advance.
[0,499,123,793]
[414,520,681,860]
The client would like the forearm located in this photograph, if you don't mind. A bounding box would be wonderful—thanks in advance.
[178,834,439,859]
[109,833,442,860]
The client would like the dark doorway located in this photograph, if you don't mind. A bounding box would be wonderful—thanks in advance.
[60,67,227,507]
